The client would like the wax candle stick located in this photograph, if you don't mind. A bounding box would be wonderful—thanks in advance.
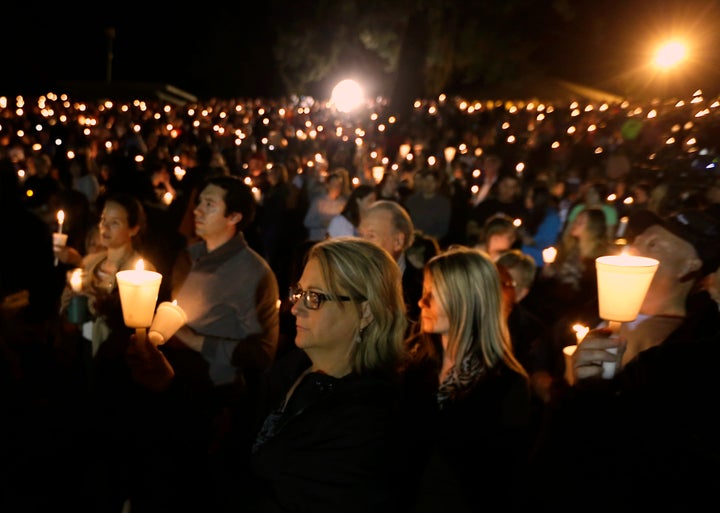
[595,254,659,323]
[149,300,187,345]
[563,345,577,385]
[53,210,67,266]
[595,253,659,379]
[116,259,162,329]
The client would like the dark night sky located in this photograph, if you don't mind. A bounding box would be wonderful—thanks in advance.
[1,6,280,99]
[2,1,719,100]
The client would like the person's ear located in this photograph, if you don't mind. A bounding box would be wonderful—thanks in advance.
[678,255,702,282]
[392,232,406,254]
[227,212,242,226]
[360,301,374,330]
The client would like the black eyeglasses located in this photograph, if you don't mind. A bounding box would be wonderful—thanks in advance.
[288,286,352,310]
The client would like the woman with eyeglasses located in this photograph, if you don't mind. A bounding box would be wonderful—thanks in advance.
[403,245,533,512]
[248,236,408,512]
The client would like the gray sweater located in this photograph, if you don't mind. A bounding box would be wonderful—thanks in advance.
[173,232,280,385]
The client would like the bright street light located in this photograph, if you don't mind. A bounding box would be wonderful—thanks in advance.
[330,79,365,113]
[653,40,688,70]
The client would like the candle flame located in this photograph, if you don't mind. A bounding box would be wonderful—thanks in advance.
[57,210,65,224]
[542,246,558,264]
[573,324,590,342]
[135,259,145,271]
[70,269,83,292]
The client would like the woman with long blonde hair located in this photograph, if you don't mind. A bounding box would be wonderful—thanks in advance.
[405,245,532,512]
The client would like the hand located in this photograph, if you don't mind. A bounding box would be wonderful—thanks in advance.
[126,333,175,392]
[573,328,626,381]
[55,246,83,266]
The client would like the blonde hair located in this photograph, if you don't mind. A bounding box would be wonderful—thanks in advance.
[308,237,407,374]
[426,246,527,377]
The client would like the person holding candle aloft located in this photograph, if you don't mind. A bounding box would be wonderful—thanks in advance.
[528,207,720,512]
[526,207,611,334]
[155,174,279,512]
[59,192,155,355]
[519,182,563,269]
[66,192,166,512]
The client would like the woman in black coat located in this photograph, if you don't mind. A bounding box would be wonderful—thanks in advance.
[248,237,409,513]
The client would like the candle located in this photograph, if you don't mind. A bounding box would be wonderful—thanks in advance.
[444,146,456,164]
[615,216,629,238]
[372,166,385,184]
[116,259,162,341]
[563,345,577,385]
[53,231,68,267]
[148,300,187,346]
[595,254,659,324]
[251,186,262,204]
[542,246,557,264]
[56,209,65,235]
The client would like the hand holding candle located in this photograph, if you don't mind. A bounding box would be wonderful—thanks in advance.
[149,300,187,346]
[66,268,90,324]
[116,259,162,345]
[595,253,659,378]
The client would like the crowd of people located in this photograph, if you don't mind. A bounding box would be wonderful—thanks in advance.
[2,88,720,512]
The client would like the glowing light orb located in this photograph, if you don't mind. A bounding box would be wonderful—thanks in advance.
[330,79,364,113]
[653,40,688,69]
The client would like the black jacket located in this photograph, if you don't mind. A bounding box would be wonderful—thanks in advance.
[530,292,720,512]
[248,349,405,513]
